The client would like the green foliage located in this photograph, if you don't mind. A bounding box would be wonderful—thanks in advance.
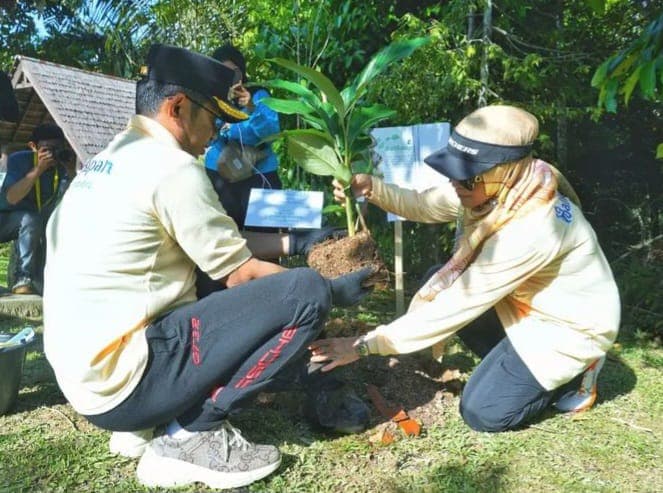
[0,1,57,72]
[585,0,607,13]
[2,0,661,339]
[149,0,251,55]
[262,36,430,235]
[592,11,662,112]
[612,253,663,342]
[252,0,396,88]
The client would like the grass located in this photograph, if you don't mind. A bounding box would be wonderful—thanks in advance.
[0,280,661,492]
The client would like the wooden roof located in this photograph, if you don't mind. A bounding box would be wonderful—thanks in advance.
[0,57,135,162]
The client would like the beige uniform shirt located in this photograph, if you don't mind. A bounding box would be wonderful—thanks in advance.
[43,115,252,415]
[363,178,620,390]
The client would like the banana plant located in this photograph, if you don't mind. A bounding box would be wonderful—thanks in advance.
[261,36,430,236]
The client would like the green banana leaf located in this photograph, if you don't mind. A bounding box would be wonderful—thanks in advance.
[344,36,431,105]
[260,96,316,116]
[260,79,324,112]
[347,104,397,149]
[298,113,326,131]
[262,82,340,137]
[285,129,351,182]
[268,57,346,118]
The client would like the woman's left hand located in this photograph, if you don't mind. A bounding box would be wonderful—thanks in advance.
[309,337,360,372]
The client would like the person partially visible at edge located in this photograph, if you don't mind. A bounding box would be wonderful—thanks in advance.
[0,123,75,295]
[203,43,281,229]
[0,70,19,123]
[310,105,621,432]
[195,42,342,296]
[43,44,374,490]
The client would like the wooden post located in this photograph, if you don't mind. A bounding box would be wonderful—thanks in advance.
[394,219,405,315]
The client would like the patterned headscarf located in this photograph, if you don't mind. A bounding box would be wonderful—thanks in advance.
[415,106,580,302]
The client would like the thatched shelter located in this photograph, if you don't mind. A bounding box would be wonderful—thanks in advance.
[0,56,135,167]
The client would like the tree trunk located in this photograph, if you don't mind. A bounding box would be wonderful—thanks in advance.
[468,3,475,39]
[479,0,492,107]
[556,95,568,170]
[555,2,568,170]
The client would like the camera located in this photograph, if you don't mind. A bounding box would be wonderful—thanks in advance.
[42,146,74,163]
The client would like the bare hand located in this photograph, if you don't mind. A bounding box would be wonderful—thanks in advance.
[231,83,253,109]
[36,147,56,173]
[332,174,373,203]
[309,337,360,372]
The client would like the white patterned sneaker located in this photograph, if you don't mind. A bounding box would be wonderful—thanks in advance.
[109,428,154,458]
[554,356,606,413]
[135,420,281,489]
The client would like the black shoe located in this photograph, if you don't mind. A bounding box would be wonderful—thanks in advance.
[270,360,370,434]
[304,383,370,434]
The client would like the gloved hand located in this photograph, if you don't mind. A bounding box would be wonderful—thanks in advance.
[288,226,347,256]
[328,267,375,307]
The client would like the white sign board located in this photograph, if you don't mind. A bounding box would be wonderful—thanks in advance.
[244,188,324,229]
[371,122,451,221]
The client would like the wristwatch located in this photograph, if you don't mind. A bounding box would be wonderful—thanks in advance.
[354,336,370,357]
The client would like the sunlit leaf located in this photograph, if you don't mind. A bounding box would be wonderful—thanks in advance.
[347,104,397,148]
[586,0,606,14]
[261,96,315,116]
[285,130,352,182]
[622,65,642,105]
[591,60,610,88]
[610,51,638,78]
[604,78,619,112]
[268,57,345,117]
[656,143,663,160]
[348,37,431,101]
[322,203,345,215]
[259,79,323,108]
[299,113,326,131]
[638,60,656,99]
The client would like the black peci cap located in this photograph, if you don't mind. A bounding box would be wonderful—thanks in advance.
[142,44,248,123]
[0,71,19,123]
[424,130,533,180]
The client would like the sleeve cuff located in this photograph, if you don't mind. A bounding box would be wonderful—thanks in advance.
[362,328,385,355]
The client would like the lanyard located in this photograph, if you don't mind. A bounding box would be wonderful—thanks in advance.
[33,151,59,212]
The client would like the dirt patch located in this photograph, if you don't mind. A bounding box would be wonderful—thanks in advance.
[258,346,472,435]
[306,230,390,287]
[352,352,470,430]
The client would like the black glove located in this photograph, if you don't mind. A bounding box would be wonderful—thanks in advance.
[328,267,375,307]
[288,226,347,256]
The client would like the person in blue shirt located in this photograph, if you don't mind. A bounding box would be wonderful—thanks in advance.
[0,123,74,294]
[204,44,282,229]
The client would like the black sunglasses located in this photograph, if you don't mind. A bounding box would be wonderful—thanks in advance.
[459,174,483,191]
[186,96,223,132]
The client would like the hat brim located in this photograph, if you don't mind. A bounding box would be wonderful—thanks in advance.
[423,147,496,181]
[212,96,248,123]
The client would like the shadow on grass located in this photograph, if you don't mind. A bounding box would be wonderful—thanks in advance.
[387,463,508,493]
[273,453,506,493]
[597,351,638,403]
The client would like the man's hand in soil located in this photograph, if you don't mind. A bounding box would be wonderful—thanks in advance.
[309,337,360,372]
[328,266,375,307]
[288,226,347,256]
